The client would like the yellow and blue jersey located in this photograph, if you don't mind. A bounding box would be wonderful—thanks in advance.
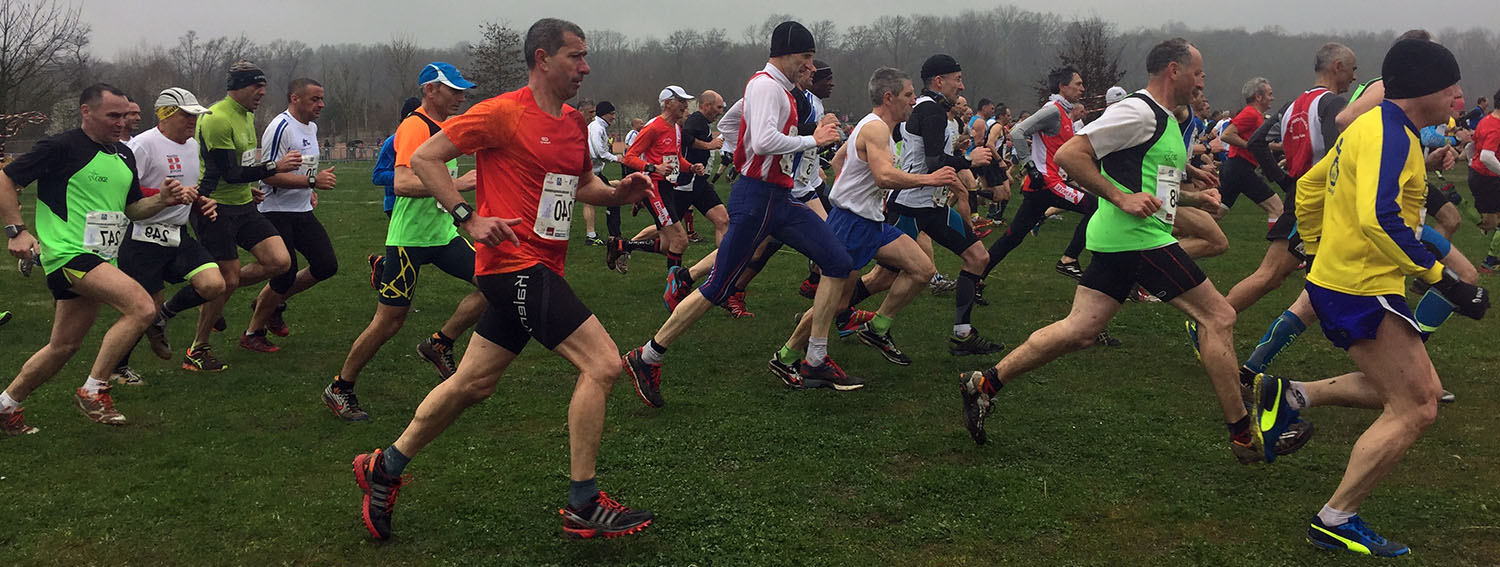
[1304,101,1445,296]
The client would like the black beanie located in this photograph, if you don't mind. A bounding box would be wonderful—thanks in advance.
[769,21,815,57]
[227,61,266,91]
[400,97,421,119]
[921,54,962,80]
[1383,39,1461,100]
[595,101,615,116]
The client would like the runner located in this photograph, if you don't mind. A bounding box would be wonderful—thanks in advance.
[366,97,422,290]
[610,85,703,288]
[243,78,340,349]
[116,88,228,386]
[1216,76,1284,225]
[350,18,655,540]
[176,61,299,371]
[0,83,196,434]
[623,20,852,409]
[326,61,489,419]
[1470,90,1500,271]
[586,99,622,244]
[956,39,1301,467]
[1284,39,1488,556]
[658,90,731,308]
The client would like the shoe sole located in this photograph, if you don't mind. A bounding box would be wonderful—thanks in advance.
[856,333,912,366]
[146,330,173,360]
[239,342,280,353]
[1251,374,1284,463]
[181,361,228,372]
[623,356,665,409]
[949,345,1006,356]
[800,377,864,391]
[561,518,653,539]
[1274,421,1314,456]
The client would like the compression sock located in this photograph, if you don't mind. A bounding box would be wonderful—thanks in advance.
[162,286,210,319]
[623,238,659,253]
[955,271,981,327]
[666,251,683,269]
[777,344,804,364]
[848,279,873,308]
[1244,310,1307,374]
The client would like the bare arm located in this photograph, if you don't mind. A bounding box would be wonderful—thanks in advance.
[1055,134,1158,218]
[1220,123,1248,149]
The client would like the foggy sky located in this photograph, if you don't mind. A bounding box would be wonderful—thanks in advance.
[84,0,1494,55]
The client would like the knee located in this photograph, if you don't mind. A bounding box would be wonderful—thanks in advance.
[457,376,500,402]
[1201,302,1237,333]
[1402,397,1441,433]
[1205,235,1230,258]
[197,276,227,300]
[123,296,157,325]
[312,259,339,281]
[910,260,937,284]
[265,250,292,274]
[581,354,621,388]
[963,248,989,271]
[220,269,241,290]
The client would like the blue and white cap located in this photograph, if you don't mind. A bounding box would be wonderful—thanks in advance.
[418,62,476,89]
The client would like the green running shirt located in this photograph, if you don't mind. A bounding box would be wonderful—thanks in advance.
[3,128,143,273]
[197,97,261,206]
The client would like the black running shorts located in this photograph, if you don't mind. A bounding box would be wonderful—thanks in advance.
[1468,168,1500,214]
[45,253,108,300]
[664,176,724,222]
[474,263,594,354]
[118,231,217,295]
[887,202,979,255]
[377,236,476,307]
[1080,243,1207,303]
[191,203,280,261]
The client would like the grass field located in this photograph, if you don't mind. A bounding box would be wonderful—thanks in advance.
[1,160,1498,566]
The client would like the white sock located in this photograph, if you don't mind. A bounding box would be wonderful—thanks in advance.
[1286,381,1310,411]
[806,337,829,367]
[954,324,973,338]
[0,391,19,411]
[586,231,598,238]
[83,376,109,395]
[640,340,665,365]
[244,330,256,337]
[1317,505,1355,526]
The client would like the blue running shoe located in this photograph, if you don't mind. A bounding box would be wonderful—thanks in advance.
[1307,515,1410,557]
[1184,320,1200,360]
[1251,372,1300,463]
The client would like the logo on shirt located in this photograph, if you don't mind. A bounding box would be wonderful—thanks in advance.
[167,155,182,175]
[541,136,551,144]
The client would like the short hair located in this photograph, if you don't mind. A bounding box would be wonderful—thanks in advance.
[576,98,595,111]
[976,97,994,110]
[1313,43,1353,72]
[524,18,586,69]
[1046,67,1079,94]
[1146,38,1193,75]
[868,66,910,106]
[1493,89,1500,108]
[1241,77,1270,103]
[1479,97,1489,104]
[79,83,126,107]
[1398,29,1432,41]
[287,78,322,100]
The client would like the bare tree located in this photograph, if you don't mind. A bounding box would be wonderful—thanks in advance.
[467,21,525,97]
[380,35,420,101]
[0,0,89,151]
[1036,17,1126,108]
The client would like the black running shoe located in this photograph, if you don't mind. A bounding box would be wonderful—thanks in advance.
[1056,260,1084,281]
[353,449,406,540]
[958,371,993,445]
[560,491,654,539]
[182,344,228,372]
[949,331,1006,356]
[416,337,457,380]
[605,237,629,275]
[145,313,172,360]
[1095,330,1122,347]
[856,324,912,366]
[623,347,665,408]
[797,357,864,391]
[768,351,803,388]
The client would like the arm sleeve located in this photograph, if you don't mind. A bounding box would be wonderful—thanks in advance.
[1419,126,1448,150]
[1480,149,1500,173]
[1009,105,1060,166]
[717,100,742,134]
[197,118,274,196]
[371,136,396,186]
[1354,131,1440,278]
[1319,96,1348,140]
[916,107,971,172]
[744,79,815,156]
[1249,103,1290,184]
[2,135,61,187]
[120,145,143,204]
[444,98,523,156]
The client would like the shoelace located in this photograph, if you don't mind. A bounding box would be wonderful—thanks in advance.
[594,491,630,514]
[1342,517,1386,544]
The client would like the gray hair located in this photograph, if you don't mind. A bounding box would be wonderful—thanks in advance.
[1241,77,1271,103]
[1313,43,1353,73]
[1146,38,1193,75]
[868,66,910,107]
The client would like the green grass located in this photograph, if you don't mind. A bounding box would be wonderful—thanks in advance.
[1,161,1498,566]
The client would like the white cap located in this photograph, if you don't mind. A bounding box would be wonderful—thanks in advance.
[658,85,694,103]
[1105,86,1129,105]
[155,87,212,115]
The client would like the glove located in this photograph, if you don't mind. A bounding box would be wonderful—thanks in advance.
[1431,268,1490,320]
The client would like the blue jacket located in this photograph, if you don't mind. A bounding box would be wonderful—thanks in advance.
[372,135,396,212]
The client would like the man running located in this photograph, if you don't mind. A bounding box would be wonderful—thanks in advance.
[176,61,298,372]
[1,84,196,434]
[1217,76,1284,225]
[1283,39,1487,556]
[585,100,622,245]
[658,89,731,307]
[623,21,850,408]
[325,62,488,420]
[956,39,1294,466]
[1470,90,1500,271]
[610,85,703,287]
[351,18,655,540]
[118,88,228,386]
[242,78,340,350]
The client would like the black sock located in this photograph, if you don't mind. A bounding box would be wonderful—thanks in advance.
[432,330,454,346]
[807,270,822,284]
[333,377,356,393]
[381,444,411,478]
[666,252,682,269]
[834,308,852,329]
[1227,415,1252,442]
[848,279,873,308]
[624,238,658,253]
[569,477,599,510]
[956,271,981,326]
[647,338,669,355]
[163,286,209,319]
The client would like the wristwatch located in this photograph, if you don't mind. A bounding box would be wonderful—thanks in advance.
[263,161,278,173]
[307,175,317,188]
[450,202,475,226]
[644,164,658,174]
[3,224,24,238]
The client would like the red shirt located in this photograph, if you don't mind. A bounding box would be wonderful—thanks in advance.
[1471,114,1500,176]
[444,86,589,276]
[622,115,683,183]
[1227,105,1265,166]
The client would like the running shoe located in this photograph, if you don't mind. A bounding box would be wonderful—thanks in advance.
[973,227,993,239]
[1439,389,1455,404]
[586,235,605,246]
[1095,330,1122,347]
[416,337,457,380]
[768,351,802,388]
[1251,372,1301,463]
[835,309,877,338]
[973,281,989,306]
[1129,286,1162,303]
[367,254,384,290]
[1275,419,1316,457]
[972,216,994,229]
[687,231,705,243]
[662,266,692,312]
[109,366,146,387]
[1055,260,1084,281]
[1230,436,1262,464]
[798,278,818,299]
[623,347,664,408]
[182,344,228,372]
[266,303,290,337]
[1479,256,1497,274]
[958,371,992,445]
[1185,320,1201,360]
[212,316,227,332]
[723,292,754,318]
[560,491,654,539]
[930,274,957,295]
[0,407,39,437]
[949,331,1006,356]
[856,324,912,366]
[604,237,630,275]
[0,310,10,327]
[323,382,370,421]
[797,357,864,391]
[74,387,127,425]
[352,449,408,541]
[144,313,172,360]
[1307,515,1410,557]
[239,331,280,353]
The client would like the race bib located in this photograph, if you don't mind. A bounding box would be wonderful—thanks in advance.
[534,173,578,241]
[130,222,182,247]
[239,148,262,167]
[662,155,681,185]
[931,186,951,207]
[779,125,799,178]
[83,211,128,259]
[796,148,820,185]
[300,155,319,177]
[1154,165,1182,225]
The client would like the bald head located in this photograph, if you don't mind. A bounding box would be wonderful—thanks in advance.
[698,89,726,121]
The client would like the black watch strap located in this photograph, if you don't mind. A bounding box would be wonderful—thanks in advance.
[4,224,24,238]
[450,202,474,226]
